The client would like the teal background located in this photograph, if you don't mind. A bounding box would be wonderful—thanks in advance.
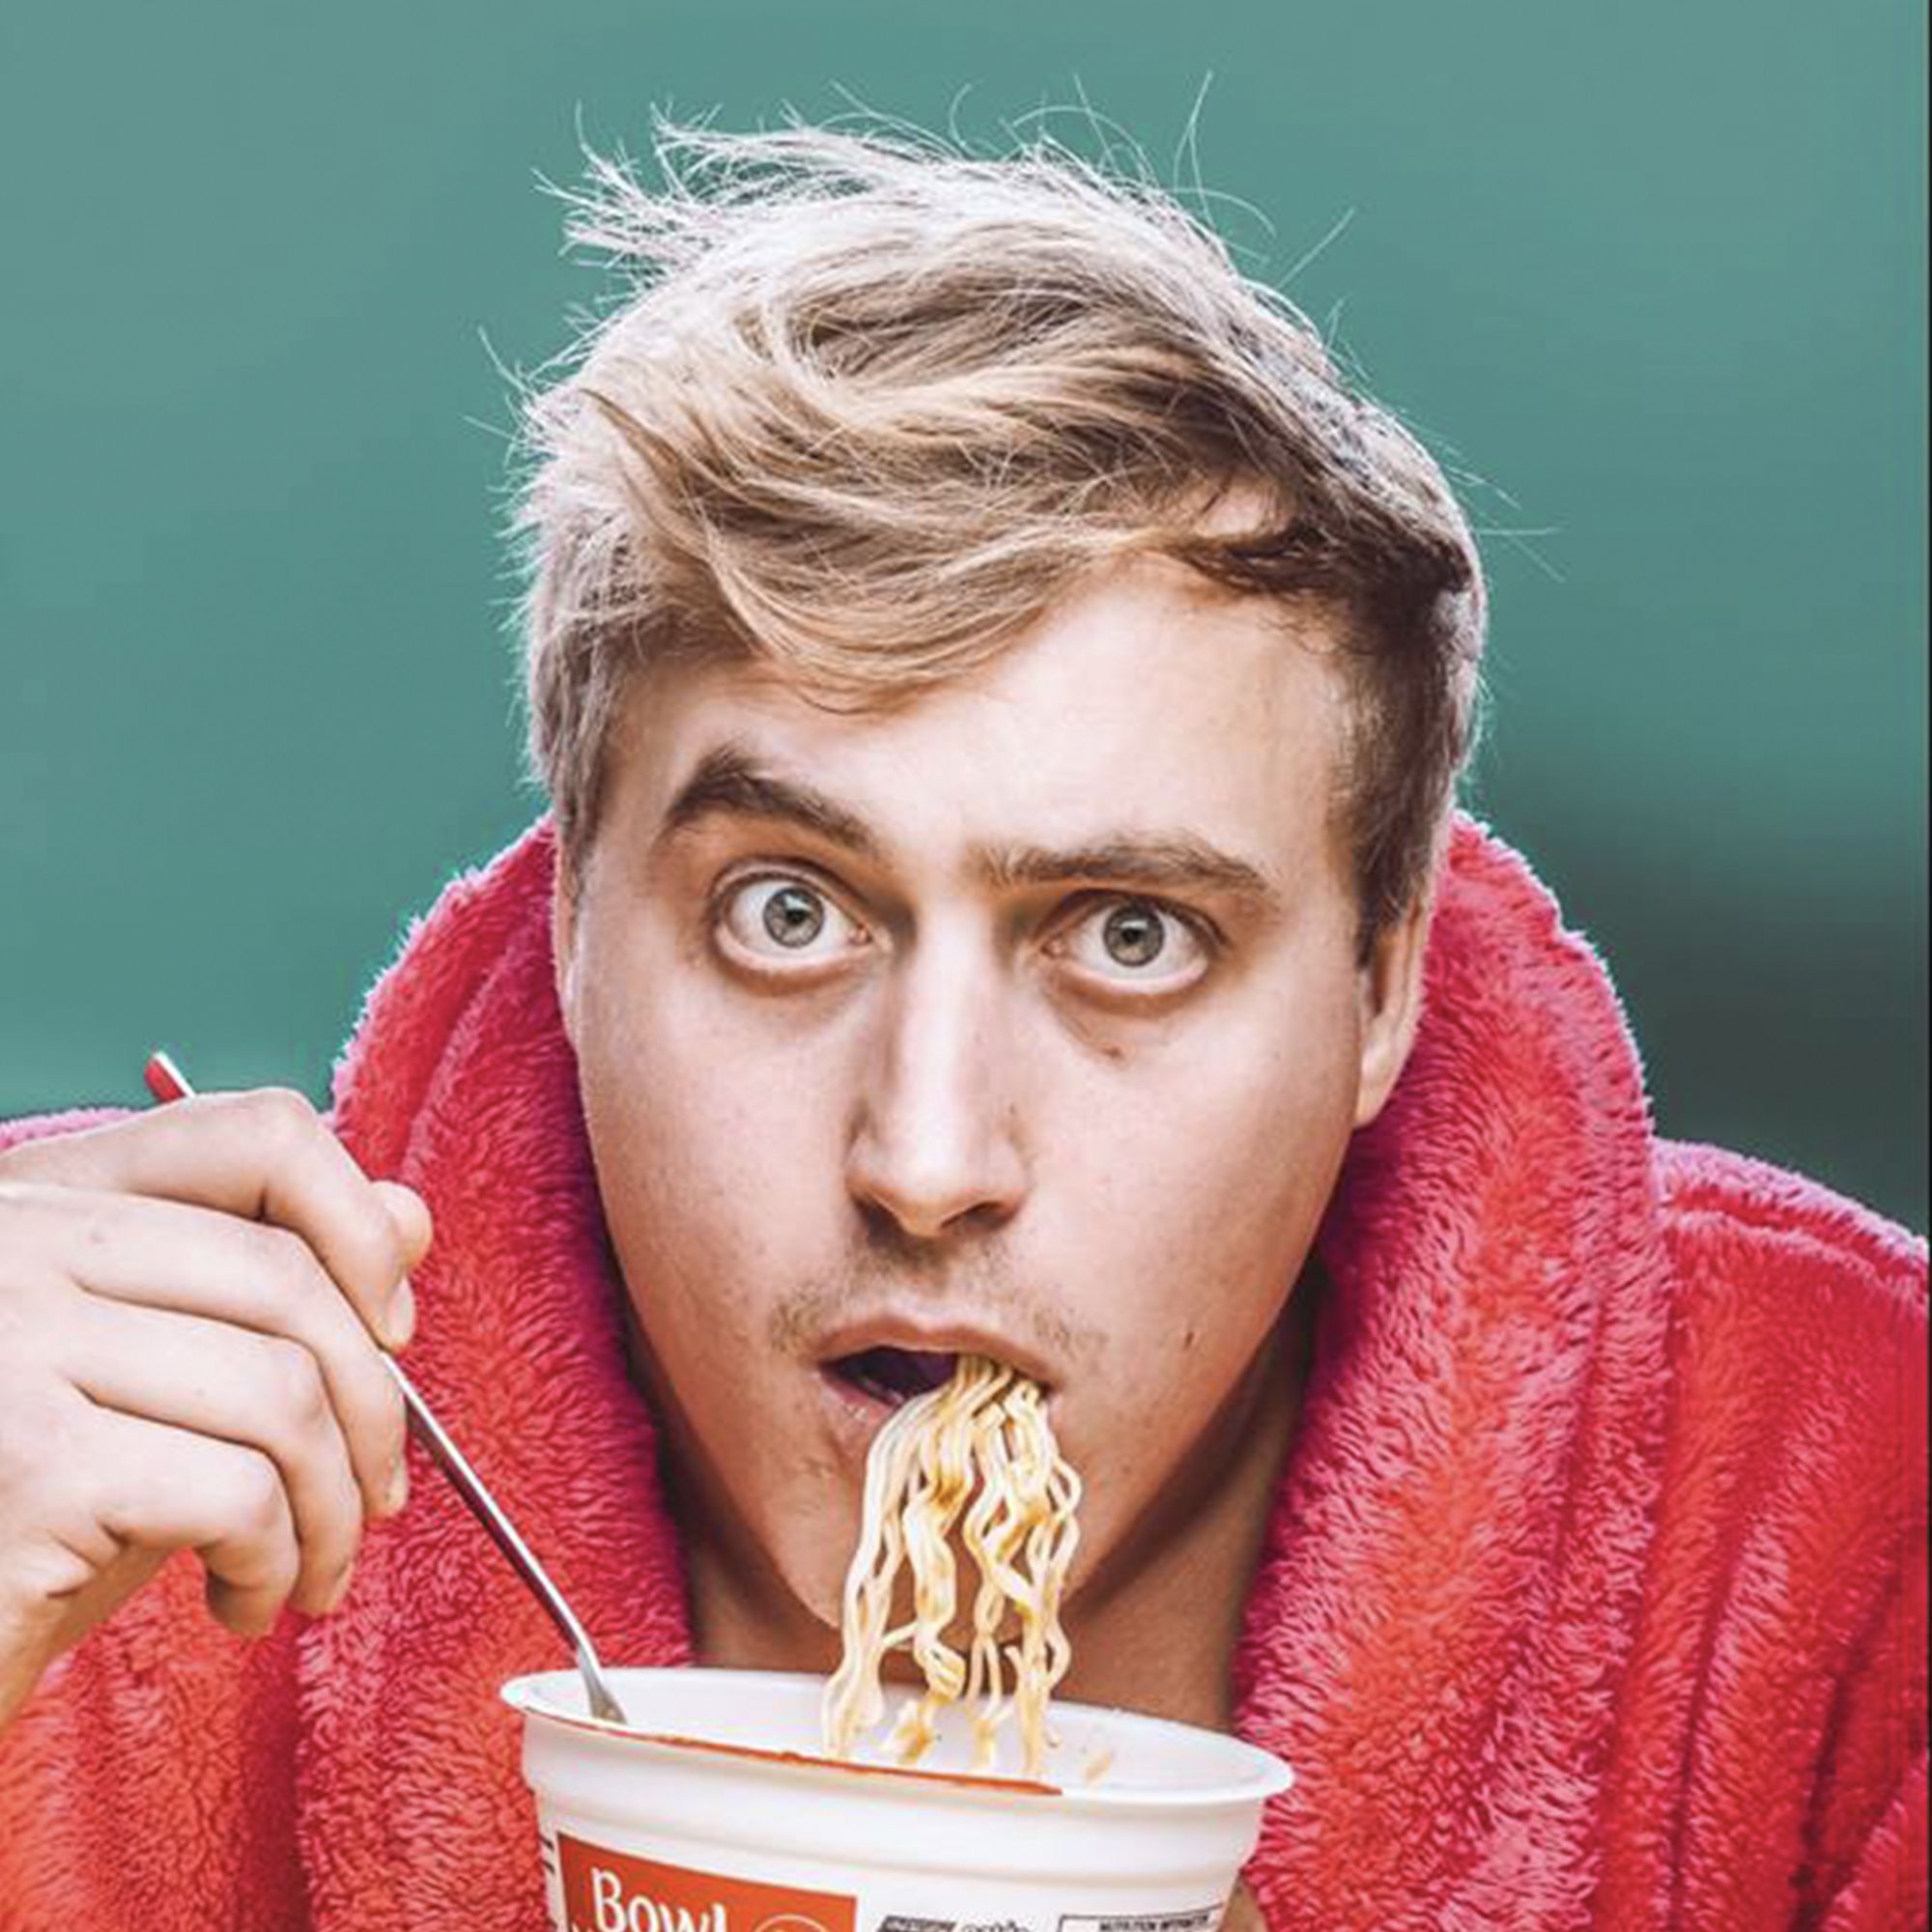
[1,2,1924,1227]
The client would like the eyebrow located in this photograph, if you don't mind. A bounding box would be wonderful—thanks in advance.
[656,741,1284,913]
[658,742,887,861]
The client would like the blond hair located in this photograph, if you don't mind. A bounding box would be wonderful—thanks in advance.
[517,119,1486,950]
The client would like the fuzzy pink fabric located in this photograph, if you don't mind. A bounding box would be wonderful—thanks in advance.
[1,814,1923,1929]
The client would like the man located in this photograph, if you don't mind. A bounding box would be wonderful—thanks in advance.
[0,124,1923,1929]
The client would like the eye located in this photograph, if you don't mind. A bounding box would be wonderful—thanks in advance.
[1050,896,1213,991]
[715,874,867,968]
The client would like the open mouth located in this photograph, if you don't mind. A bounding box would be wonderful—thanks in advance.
[826,1346,961,1408]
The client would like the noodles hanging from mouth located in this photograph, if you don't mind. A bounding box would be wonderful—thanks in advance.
[821,1354,1080,1778]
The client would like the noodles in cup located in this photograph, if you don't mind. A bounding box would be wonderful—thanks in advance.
[822,1354,1080,1777]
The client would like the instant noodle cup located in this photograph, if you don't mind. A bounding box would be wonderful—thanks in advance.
[503,1665,1292,1930]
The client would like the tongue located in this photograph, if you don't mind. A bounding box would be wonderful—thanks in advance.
[896,1348,960,1393]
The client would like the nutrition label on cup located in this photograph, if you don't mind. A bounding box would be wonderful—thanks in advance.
[1057,1912,1219,1932]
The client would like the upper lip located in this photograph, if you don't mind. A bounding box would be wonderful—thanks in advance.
[815,1315,1060,1395]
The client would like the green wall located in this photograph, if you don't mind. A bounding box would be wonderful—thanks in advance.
[2,0,1924,1227]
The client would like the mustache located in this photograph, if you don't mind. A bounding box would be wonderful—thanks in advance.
[766,1230,1097,1371]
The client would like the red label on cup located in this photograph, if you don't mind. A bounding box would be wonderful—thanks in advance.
[557,1834,859,1932]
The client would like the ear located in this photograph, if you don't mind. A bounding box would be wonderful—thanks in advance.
[1352,890,1434,1127]
[551,864,580,1051]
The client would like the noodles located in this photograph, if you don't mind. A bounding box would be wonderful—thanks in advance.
[821,1355,1080,1778]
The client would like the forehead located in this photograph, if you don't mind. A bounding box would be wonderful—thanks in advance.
[602,557,1353,889]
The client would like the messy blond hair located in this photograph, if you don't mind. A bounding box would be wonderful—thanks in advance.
[518,119,1486,950]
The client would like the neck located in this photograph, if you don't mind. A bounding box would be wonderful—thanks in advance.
[654,1266,1322,1734]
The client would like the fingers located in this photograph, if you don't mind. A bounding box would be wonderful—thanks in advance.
[373,1179,434,1275]
[13,1184,409,1520]
[0,1091,429,1350]
[63,1299,366,1615]
[0,1091,436,1695]
[86,1408,306,1636]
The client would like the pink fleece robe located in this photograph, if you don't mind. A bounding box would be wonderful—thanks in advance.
[1,815,1923,1929]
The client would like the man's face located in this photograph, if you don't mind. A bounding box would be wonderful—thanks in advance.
[554,556,1426,1641]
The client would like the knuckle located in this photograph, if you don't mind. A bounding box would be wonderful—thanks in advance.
[358,1205,408,1292]
[332,1196,406,1308]
[231,1456,291,1547]
[258,1534,302,1603]
[243,1087,319,1155]
[247,1222,328,1311]
[268,1342,332,1436]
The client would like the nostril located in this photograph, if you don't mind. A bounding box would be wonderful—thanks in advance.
[851,1192,1018,1253]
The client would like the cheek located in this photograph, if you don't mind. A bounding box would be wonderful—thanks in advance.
[1080,996,1357,1286]
[572,923,850,1352]
[1048,991,1358,1452]
[568,917,878,1617]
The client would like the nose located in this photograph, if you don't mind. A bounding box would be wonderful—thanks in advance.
[844,934,1028,1241]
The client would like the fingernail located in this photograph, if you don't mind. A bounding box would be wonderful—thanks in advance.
[385,1459,410,1517]
[322,1564,355,1614]
[385,1277,416,1350]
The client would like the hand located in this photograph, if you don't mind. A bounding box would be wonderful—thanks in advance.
[0,1089,431,1729]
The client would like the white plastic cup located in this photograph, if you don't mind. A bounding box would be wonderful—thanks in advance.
[503,1666,1292,1931]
